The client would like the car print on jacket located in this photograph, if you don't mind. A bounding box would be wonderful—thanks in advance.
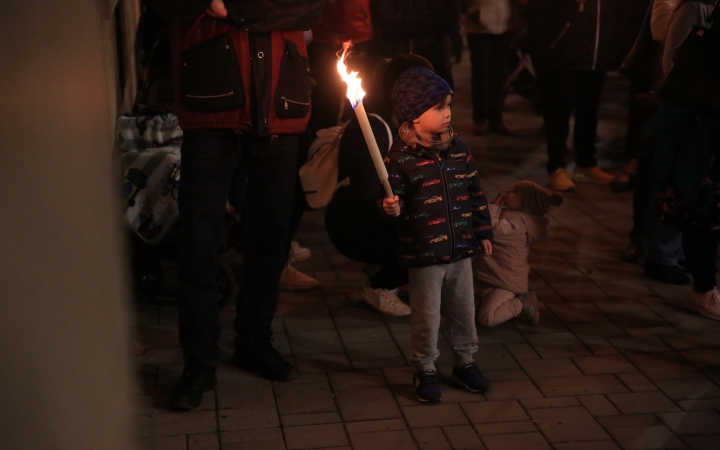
[383,133,493,267]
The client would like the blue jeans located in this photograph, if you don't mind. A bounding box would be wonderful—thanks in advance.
[178,130,298,365]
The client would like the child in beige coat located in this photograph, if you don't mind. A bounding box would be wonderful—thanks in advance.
[474,180,563,327]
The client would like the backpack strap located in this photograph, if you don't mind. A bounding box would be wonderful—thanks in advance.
[368,113,393,152]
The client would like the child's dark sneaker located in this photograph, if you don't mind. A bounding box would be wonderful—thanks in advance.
[413,370,442,403]
[452,362,491,393]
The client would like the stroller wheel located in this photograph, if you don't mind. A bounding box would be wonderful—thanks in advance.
[216,259,238,309]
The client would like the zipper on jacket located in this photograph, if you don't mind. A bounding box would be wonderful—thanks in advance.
[550,22,571,49]
[185,91,235,99]
[592,0,601,70]
[426,152,455,262]
[281,96,310,110]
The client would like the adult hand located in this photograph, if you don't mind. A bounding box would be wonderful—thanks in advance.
[383,196,401,217]
[205,0,228,18]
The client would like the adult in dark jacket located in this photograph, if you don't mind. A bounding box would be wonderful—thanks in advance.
[371,0,461,88]
[527,0,625,191]
[147,0,324,411]
[325,54,434,316]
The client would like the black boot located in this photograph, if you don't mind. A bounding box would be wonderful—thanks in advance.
[167,363,217,411]
[233,338,298,382]
[644,261,690,285]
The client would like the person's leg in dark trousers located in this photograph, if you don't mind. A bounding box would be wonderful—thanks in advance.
[487,32,513,132]
[467,34,492,131]
[573,71,606,169]
[170,129,239,410]
[234,134,298,343]
[683,229,718,294]
[539,67,575,174]
[177,129,242,366]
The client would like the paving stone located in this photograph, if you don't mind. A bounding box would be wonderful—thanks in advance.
[535,375,628,397]
[661,333,720,351]
[345,419,407,434]
[569,322,628,339]
[216,385,275,410]
[280,412,342,427]
[284,316,336,332]
[402,403,470,428]
[138,410,218,438]
[607,425,688,450]
[443,425,483,449]
[352,357,408,370]
[188,433,219,450]
[549,281,610,302]
[382,366,414,386]
[608,335,672,354]
[294,352,352,373]
[681,435,720,450]
[677,398,720,411]
[461,400,529,423]
[658,411,720,435]
[475,344,524,369]
[218,408,279,431]
[581,337,623,356]
[472,421,539,436]
[345,341,403,361]
[680,349,720,369]
[483,369,528,381]
[573,355,637,375]
[520,397,581,409]
[607,392,682,414]
[349,429,417,450]
[283,423,349,449]
[289,330,344,355]
[527,406,611,443]
[617,372,659,393]
[553,442,620,450]
[504,343,540,361]
[578,395,621,416]
[480,432,552,450]
[339,326,393,345]
[413,428,452,450]
[654,378,720,401]
[519,358,582,378]
[475,326,526,345]
[482,379,543,400]
[328,370,387,391]
[335,387,401,422]
[137,435,186,450]
[547,302,608,323]
[221,428,282,449]
[624,353,704,381]
[274,381,336,415]
[597,414,663,428]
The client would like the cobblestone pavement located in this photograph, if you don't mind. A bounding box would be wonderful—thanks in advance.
[134,56,720,450]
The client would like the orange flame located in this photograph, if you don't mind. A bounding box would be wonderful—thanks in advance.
[336,41,365,108]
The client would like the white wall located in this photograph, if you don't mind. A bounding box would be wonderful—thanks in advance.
[0,1,137,449]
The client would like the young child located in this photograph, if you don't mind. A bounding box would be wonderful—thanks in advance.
[474,180,563,327]
[382,67,494,403]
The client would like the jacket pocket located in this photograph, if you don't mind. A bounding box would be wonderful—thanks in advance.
[274,39,312,118]
[180,33,244,112]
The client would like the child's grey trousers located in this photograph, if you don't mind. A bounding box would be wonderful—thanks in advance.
[408,258,479,371]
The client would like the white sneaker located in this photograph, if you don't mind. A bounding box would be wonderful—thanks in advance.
[289,240,311,263]
[687,288,720,321]
[279,264,321,291]
[359,284,411,316]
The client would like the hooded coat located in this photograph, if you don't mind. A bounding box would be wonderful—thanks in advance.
[474,204,548,293]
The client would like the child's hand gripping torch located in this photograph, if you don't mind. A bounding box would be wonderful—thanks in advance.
[337,42,398,215]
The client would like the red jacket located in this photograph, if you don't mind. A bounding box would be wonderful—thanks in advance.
[148,0,324,136]
[312,0,373,45]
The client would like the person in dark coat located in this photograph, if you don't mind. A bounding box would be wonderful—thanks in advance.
[147,0,324,411]
[526,0,625,191]
[325,54,434,316]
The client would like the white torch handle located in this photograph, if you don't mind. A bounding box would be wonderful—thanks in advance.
[354,101,395,199]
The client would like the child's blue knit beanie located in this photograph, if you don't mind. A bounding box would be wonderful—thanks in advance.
[391,67,452,123]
